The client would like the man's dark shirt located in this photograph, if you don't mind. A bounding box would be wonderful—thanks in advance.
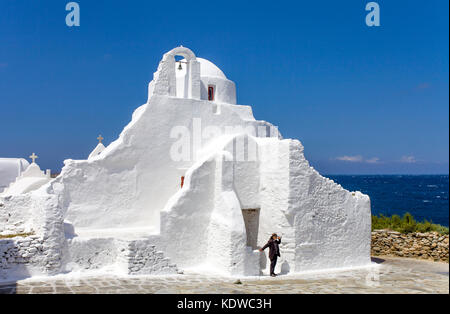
[261,238,281,260]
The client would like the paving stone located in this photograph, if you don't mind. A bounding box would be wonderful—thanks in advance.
[0,256,448,294]
[32,287,55,294]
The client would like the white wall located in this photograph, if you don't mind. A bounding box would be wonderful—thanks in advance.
[0,158,29,192]
[0,192,65,279]
[160,149,260,276]
[200,77,237,105]
[50,95,276,231]
[287,140,371,271]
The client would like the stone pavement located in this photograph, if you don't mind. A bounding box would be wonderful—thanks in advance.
[0,256,448,294]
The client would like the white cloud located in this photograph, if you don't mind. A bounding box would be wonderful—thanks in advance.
[335,155,364,162]
[400,156,416,163]
[335,155,381,164]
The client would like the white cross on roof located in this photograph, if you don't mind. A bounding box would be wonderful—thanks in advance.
[29,152,38,163]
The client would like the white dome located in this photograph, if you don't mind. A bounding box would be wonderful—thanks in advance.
[197,58,227,79]
[173,56,235,104]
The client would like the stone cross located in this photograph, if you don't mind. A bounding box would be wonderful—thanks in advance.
[29,152,38,163]
[97,135,104,143]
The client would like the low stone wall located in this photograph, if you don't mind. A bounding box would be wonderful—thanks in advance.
[127,240,178,275]
[65,236,178,276]
[0,197,33,236]
[0,235,55,279]
[1,234,178,281]
[371,230,449,262]
[0,193,65,280]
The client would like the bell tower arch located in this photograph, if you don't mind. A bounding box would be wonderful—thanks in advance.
[152,46,201,100]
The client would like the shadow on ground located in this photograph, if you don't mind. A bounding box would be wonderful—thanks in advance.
[371,257,386,264]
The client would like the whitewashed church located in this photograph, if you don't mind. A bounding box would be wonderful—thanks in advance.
[0,47,371,279]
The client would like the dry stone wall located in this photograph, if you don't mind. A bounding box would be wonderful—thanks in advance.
[65,237,178,276]
[126,240,178,275]
[371,230,449,262]
[0,235,55,279]
[0,193,65,280]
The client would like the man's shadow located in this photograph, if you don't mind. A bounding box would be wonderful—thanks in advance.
[259,249,267,275]
[258,250,290,276]
[279,261,290,275]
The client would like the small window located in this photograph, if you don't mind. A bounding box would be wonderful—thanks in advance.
[208,85,215,101]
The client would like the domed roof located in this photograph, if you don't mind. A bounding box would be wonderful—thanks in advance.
[197,58,227,79]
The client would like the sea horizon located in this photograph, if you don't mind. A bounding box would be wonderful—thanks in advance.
[326,174,449,227]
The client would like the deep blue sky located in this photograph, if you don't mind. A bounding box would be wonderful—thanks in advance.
[0,0,448,174]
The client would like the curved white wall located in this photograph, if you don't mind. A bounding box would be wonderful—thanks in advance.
[0,158,29,192]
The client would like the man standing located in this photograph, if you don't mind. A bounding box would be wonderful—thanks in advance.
[259,233,282,277]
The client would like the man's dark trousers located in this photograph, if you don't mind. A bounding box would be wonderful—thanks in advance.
[270,256,277,275]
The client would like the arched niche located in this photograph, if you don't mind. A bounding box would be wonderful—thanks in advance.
[157,46,201,100]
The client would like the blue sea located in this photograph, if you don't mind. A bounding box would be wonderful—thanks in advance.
[326,175,449,227]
